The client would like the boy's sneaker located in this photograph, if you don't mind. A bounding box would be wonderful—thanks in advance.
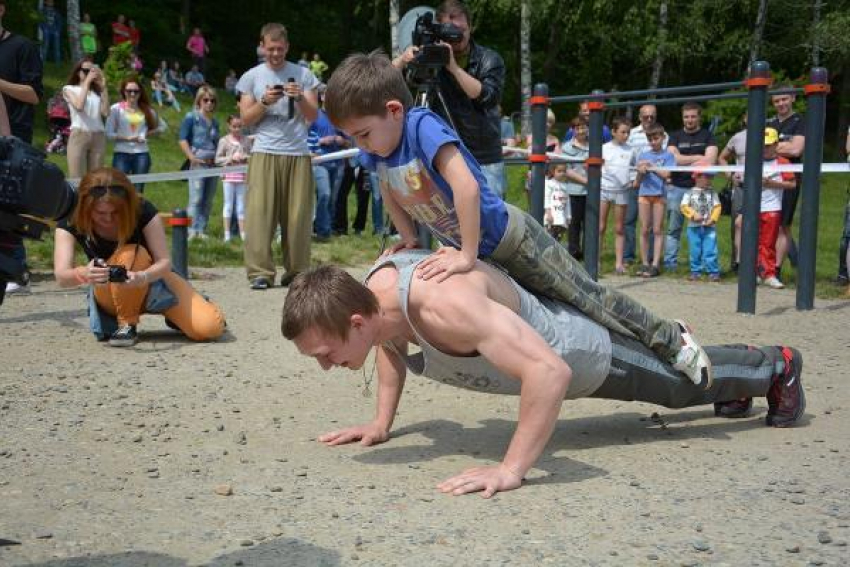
[250,277,271,290]
[714,398,753,418]
[709,273,721,282]
[764,276,784,289]
[766,347,805,428]
[671,320,713,389]
[688,273,701,282]
[109,325,138,347]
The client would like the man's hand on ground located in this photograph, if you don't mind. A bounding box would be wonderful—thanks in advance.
[415,247,475,282]
[318,422,390,447]
[437,464,523,498]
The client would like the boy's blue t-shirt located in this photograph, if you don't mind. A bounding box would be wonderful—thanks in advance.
[637,148,675,197]
[308,109,342,156]
[358,107,508,257]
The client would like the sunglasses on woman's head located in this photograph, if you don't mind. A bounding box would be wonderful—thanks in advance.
[89,185,129,198]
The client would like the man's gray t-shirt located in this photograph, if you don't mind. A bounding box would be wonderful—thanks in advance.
[235,61,319,155]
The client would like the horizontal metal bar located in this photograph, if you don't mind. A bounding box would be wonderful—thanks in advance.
[602,87,804,110]
[550,81,744,104]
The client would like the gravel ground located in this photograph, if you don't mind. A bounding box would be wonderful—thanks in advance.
[1,267,849,566]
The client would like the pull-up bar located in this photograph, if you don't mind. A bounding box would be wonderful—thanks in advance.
[528,60,831,314]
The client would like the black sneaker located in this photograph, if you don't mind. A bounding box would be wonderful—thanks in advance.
[714,398,753,418]
[280,272,300,287]
[250,277,271,290]
[766,347,805,428]
[109,325,138,347]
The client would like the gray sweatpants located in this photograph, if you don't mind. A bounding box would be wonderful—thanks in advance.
[591,333,782,408]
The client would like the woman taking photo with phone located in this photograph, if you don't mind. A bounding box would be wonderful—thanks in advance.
[63,58,109,179]
[53,168,226,347]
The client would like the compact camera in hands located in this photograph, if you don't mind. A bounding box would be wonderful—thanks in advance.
[94,258,129,283]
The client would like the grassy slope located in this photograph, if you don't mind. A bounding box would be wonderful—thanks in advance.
[23,62,849,298]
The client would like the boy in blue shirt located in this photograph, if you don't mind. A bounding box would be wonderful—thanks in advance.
[324,51,712,386]
[633,123,675,277]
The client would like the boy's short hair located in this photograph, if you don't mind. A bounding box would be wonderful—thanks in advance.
[570,115,588,128]
[324,50,413,125]
[260,23,288,43]
[282,266,380,341]
[682,101,702,114]
[644,122,665,138]
[611,115,631,131]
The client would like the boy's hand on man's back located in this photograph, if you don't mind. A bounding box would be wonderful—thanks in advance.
[382,239,420,257]
[416,247,476,283]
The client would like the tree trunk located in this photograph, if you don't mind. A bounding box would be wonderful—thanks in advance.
[66,0,81,63]
[541,3,565,83]
[180,0,191,36]
[389,0,400,57]
[520,0,531,137]
[749,0,769,63]
[811,0,822,66]
[649,0,668,90]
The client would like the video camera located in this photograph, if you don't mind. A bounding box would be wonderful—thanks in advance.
[407,12,463,85]
[0,136,77,301]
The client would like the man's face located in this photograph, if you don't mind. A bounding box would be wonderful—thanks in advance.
[339,102,405,158]
[438,10,471,53]
[639,105,657,128]
[682,109,701,132]
[263,37,289,69]
[579,103,590,119]
[294,322,371,372]
[772,94,794,117]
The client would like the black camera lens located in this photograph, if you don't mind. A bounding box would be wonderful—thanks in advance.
[107,265,129,283]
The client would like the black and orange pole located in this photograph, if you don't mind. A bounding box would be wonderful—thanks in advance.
[169,208,191,279]
[529,84,550,224]
[584,91,605,281]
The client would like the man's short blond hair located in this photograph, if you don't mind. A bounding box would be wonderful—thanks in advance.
[281,266,380,341]
[260,22,288,43]
[324,50,413,126]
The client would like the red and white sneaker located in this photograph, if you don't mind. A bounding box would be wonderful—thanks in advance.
[766,347,805,427]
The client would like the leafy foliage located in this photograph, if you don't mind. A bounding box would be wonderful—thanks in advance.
[102,41,134,94]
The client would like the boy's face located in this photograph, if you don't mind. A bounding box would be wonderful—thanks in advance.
[339,101,405,158]
[612,124,630,144]
[694,174,712,189]
[648,132,664,151]
[293,317,372,372]
[763,143,778,160]
[574,124,588,141]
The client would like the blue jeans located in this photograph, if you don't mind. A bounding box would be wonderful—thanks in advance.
[624,187,639,262]
[313,163,342,237]
[687,225,719,275]
[40,28,61,63]
[480,161,506,199]
[112,152,152,193]
[187,165,217,235]
[369,172,384,233]
[664,186,687,268]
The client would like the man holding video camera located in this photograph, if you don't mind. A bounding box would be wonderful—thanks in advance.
[0,0,44,295]
[392,0,507,197]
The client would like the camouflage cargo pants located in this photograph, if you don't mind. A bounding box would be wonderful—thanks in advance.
[491,204,682,361]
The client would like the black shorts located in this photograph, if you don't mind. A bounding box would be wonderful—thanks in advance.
[781,182,800,226]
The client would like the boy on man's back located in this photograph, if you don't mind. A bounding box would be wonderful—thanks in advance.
[323,51,712,386]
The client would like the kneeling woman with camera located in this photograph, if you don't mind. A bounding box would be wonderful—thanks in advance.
[53,168,226,346]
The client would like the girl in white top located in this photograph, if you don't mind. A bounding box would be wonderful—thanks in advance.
[544,163,571,243]
[600,116,636,274]
[105,77,160,193]
[62,59,109,179]
[215,115,252,241]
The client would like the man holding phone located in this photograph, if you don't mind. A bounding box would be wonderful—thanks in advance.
[237,22,320,290]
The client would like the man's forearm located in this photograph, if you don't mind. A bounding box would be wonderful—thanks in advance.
[448,66,482,100]
[240,99,266,127]
[502,365,571,477]
[0,80,39,105]
[373,347,406,431]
